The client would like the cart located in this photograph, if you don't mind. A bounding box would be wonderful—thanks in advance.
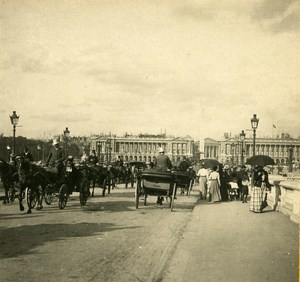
[135,170,176,211]
[173,171,193,197]
[44,162,90,209]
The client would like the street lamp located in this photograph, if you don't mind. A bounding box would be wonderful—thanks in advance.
[250,114,259,156]
[240,130,246,165]
[106,138,111,164]
[288,147,293,173]
[37,144,41,161]
[9,111,19,155]
[63,127,70,156]
[6,145,11,162]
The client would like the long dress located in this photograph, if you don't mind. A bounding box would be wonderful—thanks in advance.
[249,169,270,213]
[208,171,222,202]
[197,168,208,199]
[249,185,265,213]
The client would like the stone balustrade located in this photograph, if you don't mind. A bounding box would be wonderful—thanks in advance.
[268,175,300,224]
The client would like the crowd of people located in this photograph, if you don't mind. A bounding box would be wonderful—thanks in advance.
[194,161,272,213]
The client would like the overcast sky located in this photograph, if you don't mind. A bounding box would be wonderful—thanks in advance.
[1,0,299,141]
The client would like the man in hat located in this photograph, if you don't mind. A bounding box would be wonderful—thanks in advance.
[154,147,172,172]
[178,156,190,172]
[154,147,172,205]
[22,145,34,163]
[88,149,99,166]
[237,165,248,200]
[45,139,65,176]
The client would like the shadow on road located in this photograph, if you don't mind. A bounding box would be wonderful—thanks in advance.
[0,222,141,259]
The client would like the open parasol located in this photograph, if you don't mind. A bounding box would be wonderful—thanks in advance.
[199,158,220,169]
[245,155,275,167]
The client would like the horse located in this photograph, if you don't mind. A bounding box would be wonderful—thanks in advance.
[114,165,130,187]
[0,158,19,204]
[15,156,46,213]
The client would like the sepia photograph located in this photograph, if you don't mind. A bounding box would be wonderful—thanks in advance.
[0,1,299,281]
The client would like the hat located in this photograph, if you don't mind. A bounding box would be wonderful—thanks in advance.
[158,147,164,153]
[52,139,59,146]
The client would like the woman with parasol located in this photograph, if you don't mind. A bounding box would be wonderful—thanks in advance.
[249,165,272,213]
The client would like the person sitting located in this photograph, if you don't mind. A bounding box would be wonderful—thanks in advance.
[22,146,34,163]
[44,139,65,182]
[154,148,172,172]
[178,156,190,172]
[88,150,99,166]
[154,147,172,205]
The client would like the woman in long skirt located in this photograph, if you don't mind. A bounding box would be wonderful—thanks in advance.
[208,166,222,202]
[249,166,271,213]
[197,165,208,199]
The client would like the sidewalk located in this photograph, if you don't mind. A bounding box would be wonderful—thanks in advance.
[163,198,298,282]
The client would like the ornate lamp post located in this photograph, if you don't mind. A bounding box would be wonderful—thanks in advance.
[37,144,41,161]
[9,111,19,155]
[6,145,11,162]
[250,114,259,156]
[106,138,111,164]
[240,130,246,165]
[63,127,70,156]
[288,146,293,173]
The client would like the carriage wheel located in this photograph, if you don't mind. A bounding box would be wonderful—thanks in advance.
[44,186,53,205]
[58,184,68,210]
[27,187,37,209]
[44,192,53,205]
[79,180,89,206]
[170,184,176,211]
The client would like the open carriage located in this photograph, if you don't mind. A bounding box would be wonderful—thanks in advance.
[135,170,176,211]
[43,160,90,209]
[172,170,194,197]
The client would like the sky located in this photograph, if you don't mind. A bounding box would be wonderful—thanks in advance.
[1,0,300,141]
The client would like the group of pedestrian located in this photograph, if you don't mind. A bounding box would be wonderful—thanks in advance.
[194,162,272,213]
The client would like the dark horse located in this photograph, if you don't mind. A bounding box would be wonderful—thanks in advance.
[0,158,19,204]
[15,156,46,213]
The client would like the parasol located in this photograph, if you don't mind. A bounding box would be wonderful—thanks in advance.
[199,158,220,169]
[245,155,275,167]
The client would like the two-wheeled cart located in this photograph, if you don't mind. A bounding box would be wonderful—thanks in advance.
[173,171,193,197]
[135,170,176,211]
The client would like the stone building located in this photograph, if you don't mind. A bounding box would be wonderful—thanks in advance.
[217,133,300,166]
[90,133,194,164]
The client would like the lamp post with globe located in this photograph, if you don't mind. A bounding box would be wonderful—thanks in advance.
[250,114,259,157]
[9,111,19,155]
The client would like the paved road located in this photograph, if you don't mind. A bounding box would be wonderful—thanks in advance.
[163,199,299,282]
[0,184,298,282]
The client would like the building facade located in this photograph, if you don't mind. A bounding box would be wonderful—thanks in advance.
[217,134,300,166]
[90,133,194,164]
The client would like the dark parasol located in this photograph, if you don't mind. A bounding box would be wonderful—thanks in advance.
[199,158,220,169]
[245,155,275,167]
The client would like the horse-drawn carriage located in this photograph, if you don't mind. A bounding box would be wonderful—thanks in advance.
[172,170,194,197]
[135,170,177,211]
[43,158,90,209]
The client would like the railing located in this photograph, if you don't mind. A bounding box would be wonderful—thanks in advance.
[268,175,300,224]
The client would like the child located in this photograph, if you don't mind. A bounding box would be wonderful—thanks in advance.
[241,174,250,203]
[228,178,238,201]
